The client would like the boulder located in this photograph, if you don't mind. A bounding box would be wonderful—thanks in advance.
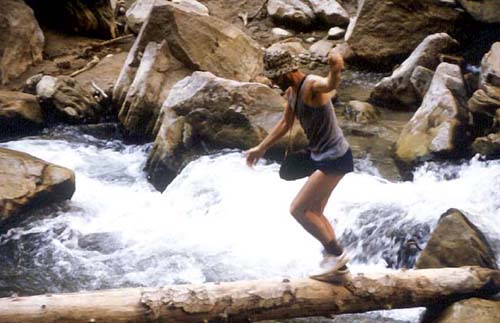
[114,3,263,140]
[395,63,470,164]
[146,71,307,191]
[267,40,309,56]
[309,39,336,60]
[468,84,500,118]
[416,208,497,269]
[0,91,44,139]
[471,133,500,159]
[370,33,459,108]
[306,0,349,26]
[457,0,500,24]
[346,0,461,68]
[0,148,75,227]
[125,0,208,33]
[327,27,345,40]
[35,76,104,124]
[433,298,500,323]
[479,42,500,88]
[344,100,379,124]
[267,0,315,27]
[0,0,44,85]
[271,27,294,38]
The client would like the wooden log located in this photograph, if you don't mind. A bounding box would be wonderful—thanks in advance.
[0,267,498,323]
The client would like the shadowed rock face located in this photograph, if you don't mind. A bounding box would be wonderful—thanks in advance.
[145,71,307,191]
[395,63,471,164]
[0,0,44,85]
[416,208,497,270]
[346,0,461,69]
[457,0,500,24]
[0,148,75,228]
[114,3,263,141]
[24,0,117,38]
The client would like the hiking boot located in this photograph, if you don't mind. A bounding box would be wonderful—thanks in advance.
[310,250,351,284]
[319,249,350,271]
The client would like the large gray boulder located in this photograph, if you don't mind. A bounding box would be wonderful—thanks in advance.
[0,148,75,227]
[146,72,307,191]
[416,208,497,269]
[370,33,459,109]
[125,0,209,33]
[395,63,470,164]
[267,0,315,27]
[306,0,349,26]
[118,41,191,139]
[0,91,44,138]
[0,0,44,85]
[114,3,263,140]
[457,0,500,24]
[346,0,461,68]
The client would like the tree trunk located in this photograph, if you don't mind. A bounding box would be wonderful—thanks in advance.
[0,267,498,323]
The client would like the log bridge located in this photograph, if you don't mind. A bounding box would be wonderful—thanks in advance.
[0,267,499,323]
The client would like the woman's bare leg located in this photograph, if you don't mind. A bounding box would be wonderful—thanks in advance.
[289,170,345,253]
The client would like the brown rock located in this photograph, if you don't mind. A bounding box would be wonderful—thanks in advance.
[35,76,103,124]
[0,0,44,85]
[416,208,497,269]
[433,298,500,323]
[0,91,44,138]
[346,0,460,68]
[468,84,500,118]
[410,66,434,100]
[479,42,500,88]
[471,133,500,158]
[0,148,75,227]
[344,100,379,124]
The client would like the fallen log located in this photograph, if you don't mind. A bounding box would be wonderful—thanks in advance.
[0,267,498,323]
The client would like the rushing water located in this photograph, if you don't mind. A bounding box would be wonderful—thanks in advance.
[1,126,499,322]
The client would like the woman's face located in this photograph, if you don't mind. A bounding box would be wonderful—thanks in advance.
[272,73,292,91]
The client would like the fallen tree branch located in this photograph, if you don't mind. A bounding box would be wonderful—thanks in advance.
[249,0,269,21]
[70,56,100,77]
[86,34,134,51]
[0,267,498,323]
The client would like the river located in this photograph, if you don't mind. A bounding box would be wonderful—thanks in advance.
[1,124,499,322]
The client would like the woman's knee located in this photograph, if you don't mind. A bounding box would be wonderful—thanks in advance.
[289,201,304,219]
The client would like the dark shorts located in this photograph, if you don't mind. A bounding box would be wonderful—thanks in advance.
[279,148,354,181]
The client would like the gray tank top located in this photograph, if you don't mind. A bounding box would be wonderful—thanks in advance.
[289,76,349,161]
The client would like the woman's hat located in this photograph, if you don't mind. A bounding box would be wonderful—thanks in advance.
[263,49,299,79]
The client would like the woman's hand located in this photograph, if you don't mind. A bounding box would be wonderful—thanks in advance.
[245,146,265,167]
[328,51,344,72]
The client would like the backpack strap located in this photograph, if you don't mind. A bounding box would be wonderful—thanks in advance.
[284,75,308,160]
